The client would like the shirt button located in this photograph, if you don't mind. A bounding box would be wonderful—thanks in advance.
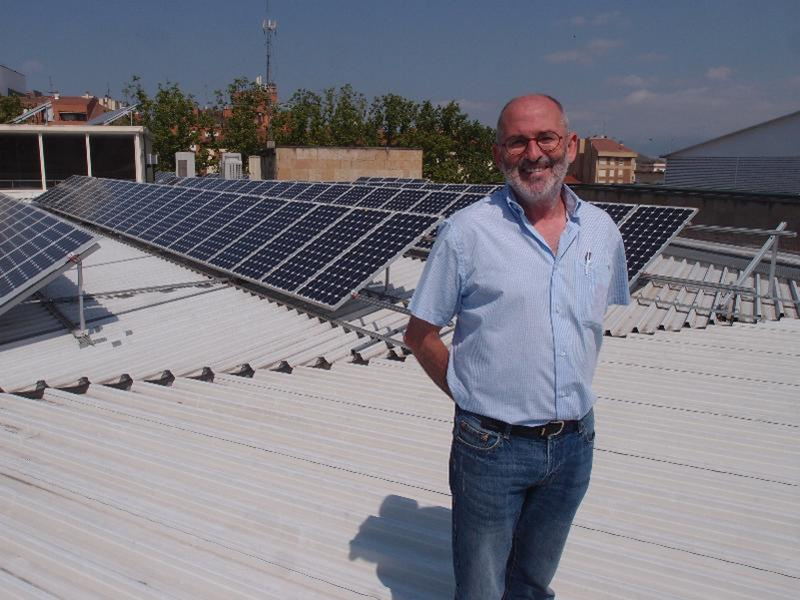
[560,351,566,357]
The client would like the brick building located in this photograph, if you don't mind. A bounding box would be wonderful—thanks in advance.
[20,93,108,125]
[570,136,637,184]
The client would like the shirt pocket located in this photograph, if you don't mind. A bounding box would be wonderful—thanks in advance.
[579,257,612,327]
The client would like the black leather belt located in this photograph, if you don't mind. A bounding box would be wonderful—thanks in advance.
[478,415,580,439]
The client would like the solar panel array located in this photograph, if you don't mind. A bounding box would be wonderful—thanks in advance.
[162,176,504,216]
[0,193,98,318]
[36,175,696,310]
[160,177,696,281]
[36,177,440,311]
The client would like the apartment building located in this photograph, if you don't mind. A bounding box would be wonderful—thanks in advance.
[570,136,638,184]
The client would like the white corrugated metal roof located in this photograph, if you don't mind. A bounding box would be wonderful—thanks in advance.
[0,236,412,393]
[1,319,797,598]
[1,227,798,598]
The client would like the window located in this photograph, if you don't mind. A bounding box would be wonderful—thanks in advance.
[0,135,41,189]
[43,135,88,183]
[59,112,88,121]
[90,135,136,180]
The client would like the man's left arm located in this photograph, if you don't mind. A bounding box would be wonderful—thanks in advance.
[608,231,631,307]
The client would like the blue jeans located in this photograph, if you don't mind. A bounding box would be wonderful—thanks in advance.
[449,407,595,600]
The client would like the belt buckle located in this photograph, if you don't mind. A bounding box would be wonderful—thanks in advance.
[542,420,565,438]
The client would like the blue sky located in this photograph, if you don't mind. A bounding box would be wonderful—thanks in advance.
[4,0,799,156]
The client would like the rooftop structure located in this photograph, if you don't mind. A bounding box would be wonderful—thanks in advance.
[0,174,798,598]
[664,109,800,195]
[0,125,154,197]
[0,230,797,598]
[19,94,107,125]
[258,146,424,182]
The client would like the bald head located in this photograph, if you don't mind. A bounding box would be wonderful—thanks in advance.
[495,94,570,143]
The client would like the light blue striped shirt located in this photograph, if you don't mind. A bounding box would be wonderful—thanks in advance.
[409,185,630,426]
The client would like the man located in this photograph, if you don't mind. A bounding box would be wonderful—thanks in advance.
[404,94,629,599]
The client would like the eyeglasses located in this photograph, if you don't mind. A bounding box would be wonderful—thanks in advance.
[500,132,564,156]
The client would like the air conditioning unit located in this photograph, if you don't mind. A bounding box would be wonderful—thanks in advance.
[220,152,243,180]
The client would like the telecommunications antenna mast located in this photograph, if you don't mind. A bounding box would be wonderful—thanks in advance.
[262,0,278,142]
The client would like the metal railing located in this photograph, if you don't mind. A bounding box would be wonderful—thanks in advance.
[641,222,797,321]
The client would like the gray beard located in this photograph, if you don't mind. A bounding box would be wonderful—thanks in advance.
[503,151,569,209]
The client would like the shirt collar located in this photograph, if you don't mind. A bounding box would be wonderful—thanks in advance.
[503,183,583,222]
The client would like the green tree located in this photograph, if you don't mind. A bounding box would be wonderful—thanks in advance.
[274,85,501,183]
[123,76,203,172]
[273,89,328,145]
[216,77,273,161]
[326,84,369,146]
[368,93,418,146]
[274,85,369,147]
[0,95,23,123]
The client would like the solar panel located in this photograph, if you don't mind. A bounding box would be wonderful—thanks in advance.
[265,181,294,196]
[39,177,440,311]
[296,183,331,202]
[155,172,179,185]
[314,184,351,203]
[34,175,93,210]
[250,181,279,195]
[382,189,427,211]
[168,194,263,255]
[334,186,372,205]
[1,194,98,317]
[277,182,312,199]
[410,191,459,215]
[216,203,337,275]
[443,193,485,217]
[186,197,287,262]
[199,178,228,191]
[172,178,200,189]
[85,103,138,126]
[125,188,196,237]
[592,202,637,225]
[467,184,500,194]
[226,179,257,194]
[153,191,229,248]
[357,187,402,208]
[297,213,438,307]
[618,205,697,284]
[236,180,264,195]
[262,209,388,292]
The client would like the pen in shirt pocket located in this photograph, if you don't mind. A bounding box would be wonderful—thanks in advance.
[584,251,592,276]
